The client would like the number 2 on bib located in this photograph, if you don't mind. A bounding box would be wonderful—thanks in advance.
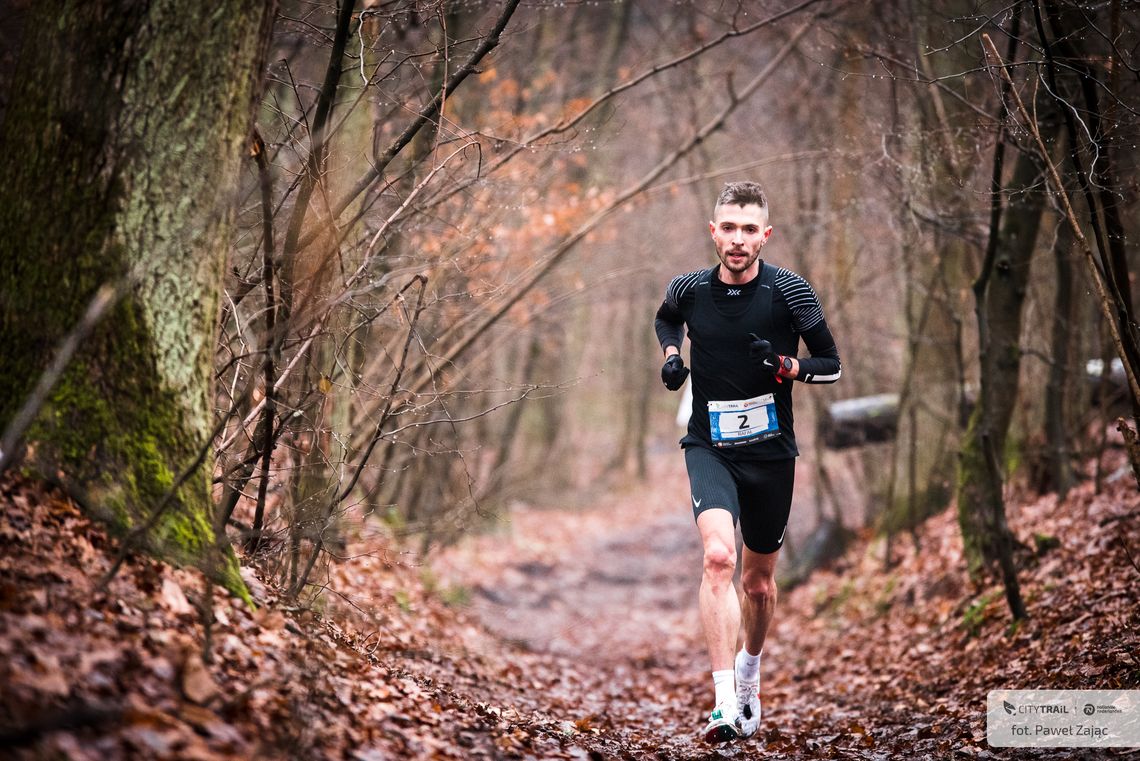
[708,393,780,447]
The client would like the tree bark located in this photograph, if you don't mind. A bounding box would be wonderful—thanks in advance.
[1040,0,1140,419]
[956,133,1051,613]
[984,25,1140,484]
[1045,220,1075,499]
[0,1,275,591]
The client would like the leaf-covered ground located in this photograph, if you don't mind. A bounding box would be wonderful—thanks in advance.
[1,450,1139,759]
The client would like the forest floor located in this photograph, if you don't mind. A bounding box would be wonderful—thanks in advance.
[2,449,1140,760]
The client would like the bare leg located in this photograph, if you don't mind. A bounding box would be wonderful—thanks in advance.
[697,509,740,672]
[740,544,780,656]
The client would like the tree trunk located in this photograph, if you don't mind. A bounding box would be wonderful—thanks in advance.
[0,1,275,592]
[1041,0,1140,420]
[1045,220,1075,499]
[956,138,1050,604]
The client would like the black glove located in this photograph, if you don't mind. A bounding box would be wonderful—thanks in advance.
[749,334,780,372]
[661,355,689,391]
[749,333,790,383]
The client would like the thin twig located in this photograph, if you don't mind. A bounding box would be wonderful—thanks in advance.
[337,276,427,504]
[215,141,471,456]
[377,386,544,439]
[250,128,280,553]
[295,0,523,254]
[280,0,359,269]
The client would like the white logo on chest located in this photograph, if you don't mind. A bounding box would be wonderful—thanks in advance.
[727,288,742,296]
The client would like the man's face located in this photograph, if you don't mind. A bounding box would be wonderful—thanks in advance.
[709,203,772,279]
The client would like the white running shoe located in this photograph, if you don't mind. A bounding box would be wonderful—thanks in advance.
[735,679,761,737]
[703,702,741,743]
[735,649,762,738]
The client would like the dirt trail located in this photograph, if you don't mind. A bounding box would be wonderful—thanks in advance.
[433,454,1139,760]
[432,458,732,755]
[453,499,702,662]
[432,455,868,759]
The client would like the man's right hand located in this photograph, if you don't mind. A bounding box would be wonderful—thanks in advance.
[661,355,689,391]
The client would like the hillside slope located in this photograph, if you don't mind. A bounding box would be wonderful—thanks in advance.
[2,451,1138,759]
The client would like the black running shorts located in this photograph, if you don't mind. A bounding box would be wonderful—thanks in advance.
[684,446,795,554]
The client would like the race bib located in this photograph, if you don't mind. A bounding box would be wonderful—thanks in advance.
[708,393,780,447]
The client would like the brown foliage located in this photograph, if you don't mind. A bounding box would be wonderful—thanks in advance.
[3,446,1138,759]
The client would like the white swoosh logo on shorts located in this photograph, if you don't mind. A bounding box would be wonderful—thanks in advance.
[692,495,702,508]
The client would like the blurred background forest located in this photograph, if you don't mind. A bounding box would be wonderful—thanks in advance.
[2,0,1139,610]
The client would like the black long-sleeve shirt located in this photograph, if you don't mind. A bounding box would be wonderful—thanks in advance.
[655,263,841,459]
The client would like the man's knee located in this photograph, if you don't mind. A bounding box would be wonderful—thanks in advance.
[702,541,737,583]
[742,572,777,607]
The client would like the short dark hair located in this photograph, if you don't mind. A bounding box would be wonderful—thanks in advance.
[714,181,768,217]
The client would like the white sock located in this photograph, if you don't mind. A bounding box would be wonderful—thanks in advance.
[736,648,761,685]
[712,669,736,709]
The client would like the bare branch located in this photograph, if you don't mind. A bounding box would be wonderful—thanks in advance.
[294,0,522,254]
[289,275,427,597]
[378,386,550,439]
[408,18,818,400]
[215,140,472,456]
[313,0,827,251]
[981,33,1140,409]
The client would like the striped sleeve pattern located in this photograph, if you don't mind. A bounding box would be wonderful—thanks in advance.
[774,267,825,334]
[665,269,705,310]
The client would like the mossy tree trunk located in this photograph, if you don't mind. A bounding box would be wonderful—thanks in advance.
[0,1,275,588]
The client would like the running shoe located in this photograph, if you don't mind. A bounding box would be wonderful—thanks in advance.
[735,678,761,738]
[703,702,741,743]
[735,649,763,738]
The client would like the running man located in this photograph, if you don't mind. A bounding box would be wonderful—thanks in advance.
[654,181,841,743]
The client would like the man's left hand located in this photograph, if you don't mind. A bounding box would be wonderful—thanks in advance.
[749,333,793,379]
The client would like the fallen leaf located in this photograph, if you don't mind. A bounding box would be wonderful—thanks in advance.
[161,577,194,616]
[180,652,219,705]
[14,651,71,697]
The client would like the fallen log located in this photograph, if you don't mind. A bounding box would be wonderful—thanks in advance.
[820,359,1127,451]
[1086,358,1128,407]
[820,393,899,450]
